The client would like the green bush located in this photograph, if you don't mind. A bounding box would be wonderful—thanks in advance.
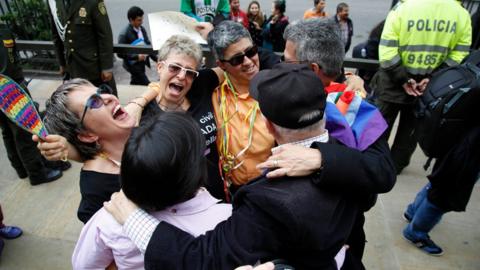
[1,0,52,40]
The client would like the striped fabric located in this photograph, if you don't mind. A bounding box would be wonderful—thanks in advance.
[324,84,388,151]
[0,74,48,139]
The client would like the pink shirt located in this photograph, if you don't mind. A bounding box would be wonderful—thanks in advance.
[72,188,232,270]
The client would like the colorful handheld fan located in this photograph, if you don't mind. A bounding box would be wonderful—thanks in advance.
[0,74,48,139]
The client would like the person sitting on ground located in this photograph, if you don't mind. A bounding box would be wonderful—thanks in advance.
[303,0,328,19]
[117,6,158,86]
[72,112,232,269]
[105,63,358,269]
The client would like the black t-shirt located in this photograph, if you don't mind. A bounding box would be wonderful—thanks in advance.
[78,170,121,223]
[141,69,225,200]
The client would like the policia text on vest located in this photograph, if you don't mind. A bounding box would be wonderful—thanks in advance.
[407,20,457,33]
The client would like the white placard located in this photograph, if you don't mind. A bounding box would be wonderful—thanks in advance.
[148,11,207,50]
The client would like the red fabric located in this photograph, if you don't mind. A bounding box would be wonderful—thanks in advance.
[230,10,249,28]
[325,82,347,94]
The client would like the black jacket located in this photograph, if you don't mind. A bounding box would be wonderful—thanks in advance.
[0,25,24,82]
[333,15,353,53]
[428,126,480,212]
[145,175,358,270]
[263,15,289,52]
[143,134,395,270]
[117,25,157,74]
[49,0,114,81]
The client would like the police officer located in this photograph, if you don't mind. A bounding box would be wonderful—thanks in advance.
[48,0,117,95]
[371,0,471,174]
[0,24,63,185]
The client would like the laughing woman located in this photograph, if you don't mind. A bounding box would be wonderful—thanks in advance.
[139,35,226,200]
[43,80,138,223]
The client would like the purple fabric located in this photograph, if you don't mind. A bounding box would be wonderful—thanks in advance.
[326,93,387,151]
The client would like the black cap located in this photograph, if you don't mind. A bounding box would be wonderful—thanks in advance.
[250,63,326,129]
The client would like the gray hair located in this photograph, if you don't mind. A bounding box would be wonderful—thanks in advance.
[207,20,252,60]
[273,118,326,140]
[283,18,345,77]
[336,2,349,13]
[157,35,203,68]
[44,78,100,160]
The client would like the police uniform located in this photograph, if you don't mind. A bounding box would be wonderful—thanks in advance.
[48,0,117,95]
[0,25,62,184]
[371,0,471,173]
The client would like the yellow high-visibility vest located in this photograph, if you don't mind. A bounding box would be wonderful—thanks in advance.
[379,0,472,75]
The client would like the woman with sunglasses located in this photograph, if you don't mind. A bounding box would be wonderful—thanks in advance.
[138,35,228,200]
[72,112,233,270]
[204,21,275,197]
[40,79,152,223]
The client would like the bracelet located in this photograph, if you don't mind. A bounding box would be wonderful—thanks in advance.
[128,101,144,108]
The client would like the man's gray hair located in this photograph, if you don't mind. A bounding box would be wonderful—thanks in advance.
[207,20,252,60]
[273,118,326,139]
[283,18,345,77]
[157,35,203,68]
[44,78,100,161]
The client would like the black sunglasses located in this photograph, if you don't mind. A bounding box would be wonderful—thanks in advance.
[79,85,113,126]
[162,61,199,80]
[221,45,258,66]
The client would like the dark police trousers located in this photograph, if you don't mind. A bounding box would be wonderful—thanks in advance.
[375,99,417,173]
[0,108,49,182]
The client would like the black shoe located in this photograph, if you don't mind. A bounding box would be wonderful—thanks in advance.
[16,170,28,179]
[403,229,444,256]
[30,168,62,186]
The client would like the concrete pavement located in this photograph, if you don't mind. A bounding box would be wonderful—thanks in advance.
[0,78,478,270]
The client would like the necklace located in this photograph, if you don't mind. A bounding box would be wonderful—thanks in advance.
[217,73,258,188]
[157,97,187,112]
[99,152,121,167]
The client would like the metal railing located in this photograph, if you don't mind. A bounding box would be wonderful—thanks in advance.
[15,40,380,77]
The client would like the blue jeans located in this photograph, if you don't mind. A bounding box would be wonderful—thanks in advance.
[404,183,446,240]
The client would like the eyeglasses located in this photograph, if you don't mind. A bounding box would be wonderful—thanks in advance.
[79,85,113,126]
[162,61,199,80]
[221,45,258,66]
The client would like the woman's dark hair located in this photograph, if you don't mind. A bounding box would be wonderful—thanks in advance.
[127,6,144,21]
[121,112,206,211]
[273,0,286,14]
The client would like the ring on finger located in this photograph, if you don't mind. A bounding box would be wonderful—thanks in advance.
[273,159,279,167]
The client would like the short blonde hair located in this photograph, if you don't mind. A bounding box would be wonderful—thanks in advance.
[157,35,203,68]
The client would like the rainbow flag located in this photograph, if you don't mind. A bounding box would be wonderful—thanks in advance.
[325,90,387,151]
[0,74,48,139]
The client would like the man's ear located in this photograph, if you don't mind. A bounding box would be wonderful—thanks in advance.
[77,131,99,144]
[310,62,322,76]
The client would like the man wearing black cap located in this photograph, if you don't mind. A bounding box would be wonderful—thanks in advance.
[105,63,358,269]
